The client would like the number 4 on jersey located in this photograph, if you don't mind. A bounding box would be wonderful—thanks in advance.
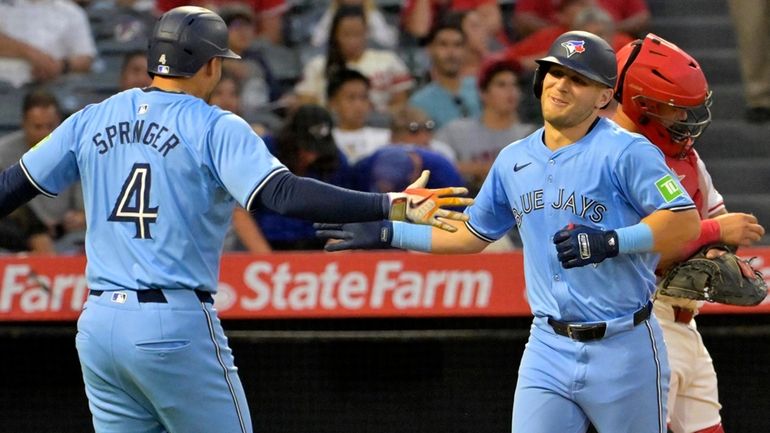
[109,163,159,239]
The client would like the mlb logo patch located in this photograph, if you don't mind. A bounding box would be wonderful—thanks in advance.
[138,104,149,115]
[157,65,170,74]
[111,292,128,304]
[561,40,586,57]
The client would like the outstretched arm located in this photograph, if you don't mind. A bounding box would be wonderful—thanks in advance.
[254,170,473,232]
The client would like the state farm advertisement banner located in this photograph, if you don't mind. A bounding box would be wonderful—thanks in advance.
[0,249,768,321]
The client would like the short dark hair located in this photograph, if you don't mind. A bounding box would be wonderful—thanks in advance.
[326,68,370,100]
[121,50,146,74]
[218,3,254,27]
[425,14,465,46]
[22,89,61,116]
[478,58,522,91]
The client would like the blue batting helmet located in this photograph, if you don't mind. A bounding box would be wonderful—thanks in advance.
[147,6,240,78]
[533,30,617,98]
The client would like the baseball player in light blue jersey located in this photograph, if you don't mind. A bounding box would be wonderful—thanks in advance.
[0,7,473,433]
[316,31,703,433]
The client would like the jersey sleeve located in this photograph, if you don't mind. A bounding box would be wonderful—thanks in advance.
[20,112,81,197]
[696,156,726,216]
[464,155,515,242]
[205,113,287,208]
[614,139,695,216]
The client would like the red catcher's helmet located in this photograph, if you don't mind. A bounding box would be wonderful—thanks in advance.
[615,33,712,158]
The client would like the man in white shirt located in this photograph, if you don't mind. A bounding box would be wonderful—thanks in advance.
[0,0,96,87]
[327,68,390,164]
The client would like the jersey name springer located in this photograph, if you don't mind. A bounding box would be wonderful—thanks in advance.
[92,120,181,157]
[511,188,607,227]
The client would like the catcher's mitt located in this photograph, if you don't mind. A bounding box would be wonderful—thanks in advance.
[659,245,768,306]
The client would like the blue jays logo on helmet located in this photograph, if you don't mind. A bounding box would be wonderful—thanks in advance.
[561,40,586,58]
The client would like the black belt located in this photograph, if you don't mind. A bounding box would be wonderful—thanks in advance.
[89,288,213,304]
[547,302,652,342]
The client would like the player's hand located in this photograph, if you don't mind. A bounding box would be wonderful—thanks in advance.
[386,170,473,233]
[315,221,393,252]
[553,224,619,268]
[713,212,765,247]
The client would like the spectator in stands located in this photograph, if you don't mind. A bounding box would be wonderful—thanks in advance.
[219,3,282,120]
[512,0,650,38]
[294,5,414,113]
[409,19,482,128]
[401,0,502,45]
[0,89,85,252]
[327,68,390,164]
[503,1,634,72]
[436,58,536,191]
[0,206,55,254]
[389,105,456,162]
[155,0,289,46]
[353,145,464,194]
[311,0,398,49]
[0,0,96,87]
[456,9,504,78]
[728,0,770,123]
[255,104,354,250]
[119,51,152,91]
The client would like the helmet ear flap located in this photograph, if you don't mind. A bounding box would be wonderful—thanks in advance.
[533,64,550,99]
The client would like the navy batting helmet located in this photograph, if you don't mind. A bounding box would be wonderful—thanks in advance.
[533,31,617,99]
[147,6,240,78]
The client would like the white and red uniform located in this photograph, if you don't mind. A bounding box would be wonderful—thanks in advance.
[655,149,725,433]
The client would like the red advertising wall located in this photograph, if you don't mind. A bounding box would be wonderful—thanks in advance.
[1,249,769,321]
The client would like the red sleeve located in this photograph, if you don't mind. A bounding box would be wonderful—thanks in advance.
[598,0,649,20]
[155,0,188,13]
[502,27,563,60]
[622,0,650,15]
[611,33,636,52]
[514,0,557,19]
[452,0,497,10]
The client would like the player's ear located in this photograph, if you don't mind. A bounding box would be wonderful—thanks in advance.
[596,88,614,109]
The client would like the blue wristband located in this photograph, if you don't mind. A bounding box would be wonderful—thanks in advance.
[616,222,654,254]
[391,221,433,252]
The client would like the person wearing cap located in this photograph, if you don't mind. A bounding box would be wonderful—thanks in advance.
[0,6,473,432]
[317,30,702,432]
[352,145,463,195]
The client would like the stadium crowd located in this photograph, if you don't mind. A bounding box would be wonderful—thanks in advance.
[0,0,763,255]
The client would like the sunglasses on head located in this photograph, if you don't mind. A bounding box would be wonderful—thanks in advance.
[407,120,436,133]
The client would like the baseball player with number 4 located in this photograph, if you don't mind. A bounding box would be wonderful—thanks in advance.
[611,34,766,433]
[317,30,703,433]
[0,7,472,433]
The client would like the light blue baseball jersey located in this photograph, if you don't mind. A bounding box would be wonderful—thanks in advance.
[466,117,694,322]
[21,88,286,292]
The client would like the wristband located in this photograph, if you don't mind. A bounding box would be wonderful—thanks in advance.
[681,218,721,257]
[616,222,654,254]
[391,221,432,252]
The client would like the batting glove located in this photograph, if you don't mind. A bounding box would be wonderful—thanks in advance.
[553,224,619,268]
[387,170,473,233]
[314,221,393,252]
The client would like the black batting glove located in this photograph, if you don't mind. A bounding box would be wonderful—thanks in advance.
[553,224,619,268]
[314,220,394,252]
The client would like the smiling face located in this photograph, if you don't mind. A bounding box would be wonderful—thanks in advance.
[540,64,613,130]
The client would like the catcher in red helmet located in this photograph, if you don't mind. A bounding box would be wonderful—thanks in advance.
[610,33,766,433]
